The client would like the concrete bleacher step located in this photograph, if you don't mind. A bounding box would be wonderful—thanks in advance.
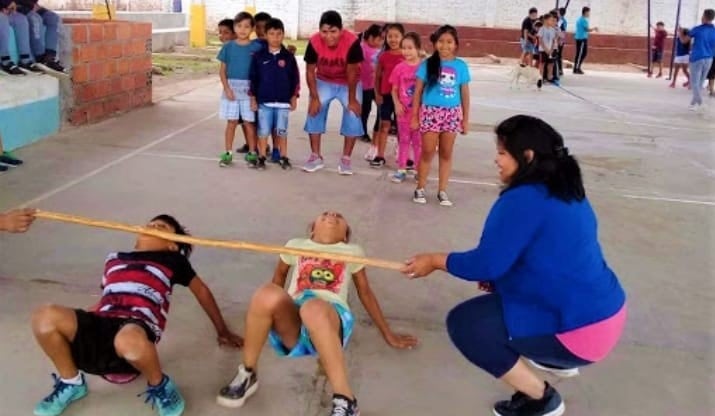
[0,76,60,151]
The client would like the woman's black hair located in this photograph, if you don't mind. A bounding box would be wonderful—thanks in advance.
[495,115,585,202]
[319,10,343,29]
[234,11,255,27]
[151,214,193,258]
[426,25,459,86]
[218,18,235,33]
[361,23,382,41]
[401,31,422,50]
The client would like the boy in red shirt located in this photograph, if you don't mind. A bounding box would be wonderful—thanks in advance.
[650,21,668,78]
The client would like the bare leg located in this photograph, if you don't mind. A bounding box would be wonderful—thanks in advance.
[417,132,438,189]
[32,305,80,379]
[684,66,691,85]
[500,359,547,399]
[342,136,357,158]
[375,120,391,159]
[309,133,322,156]
[242,122,258,152]
[277,137,288,158]
[224,121,238,152]
[670,66,680,87]
[113,324,163,386]
[437,133,457,192]
[299,299,352,399]
[242,283,301,370]
[257,137,268,158]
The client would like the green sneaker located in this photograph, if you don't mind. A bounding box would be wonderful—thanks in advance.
[219,152,233,167]
[0,151,23,166]
[140,375,185,416]
[34,374,88,416]
[245,152,258,168]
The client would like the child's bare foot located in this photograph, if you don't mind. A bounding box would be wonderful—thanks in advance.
[656,73,663,78]
[669,83,675,88]
[683,81,690,88]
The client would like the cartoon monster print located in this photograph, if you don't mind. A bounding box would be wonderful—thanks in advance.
[296,258,346,294]
[439,66,457,98]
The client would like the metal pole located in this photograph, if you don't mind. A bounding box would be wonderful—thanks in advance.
[667,0,683,80]
[647,0,652,75]
[555,0,559,10]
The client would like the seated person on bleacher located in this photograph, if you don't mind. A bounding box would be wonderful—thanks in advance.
[16,0,64,73]
[1,0,42,75]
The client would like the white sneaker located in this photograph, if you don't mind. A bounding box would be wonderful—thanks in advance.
[217,364,259,408]
[364,145,377,161]
[527,359,581,378]
[438,191,453,207]
[688,104,700,112]
[413,188,427,204]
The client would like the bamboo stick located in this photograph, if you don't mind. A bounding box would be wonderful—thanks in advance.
[34,210,404,271]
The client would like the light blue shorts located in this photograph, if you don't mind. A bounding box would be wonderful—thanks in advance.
[257,104,290,138]
[268,290,355,358]
[304,79,364,138]
[219,79,255,122]
[520,38,536,54]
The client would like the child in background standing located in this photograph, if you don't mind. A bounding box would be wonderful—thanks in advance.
[411,25,470,207]
[359,24,383,144]
[217,18,236,43]
[389,32,423,183]
[537,13,559,85]
[217,12,264,168]
[371,23,405,168]
[670,27,691,88]
[650,22,667,78]
[249,18,300,171]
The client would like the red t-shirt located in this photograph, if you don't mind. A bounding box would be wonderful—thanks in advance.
[653,29,667,50]
[305,30,363,85]
[378,51,405,95]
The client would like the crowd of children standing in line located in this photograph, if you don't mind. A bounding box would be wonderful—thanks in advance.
[215,10,471,207]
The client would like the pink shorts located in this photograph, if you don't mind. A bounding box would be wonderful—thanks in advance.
[419,105,463,134]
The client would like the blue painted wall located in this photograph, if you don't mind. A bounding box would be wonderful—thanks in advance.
[0,76,60,151]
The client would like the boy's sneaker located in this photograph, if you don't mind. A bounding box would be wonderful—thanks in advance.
[279,157,292,170]
[302,153,325,172]
[389,125,397,136]
[140,375,185,416]
[19,62,44,74]
[413,188,427,204]
[438,191,453,207]
[338,157,353,175]
[217,364,259,408]
[270,148,281,163]
[369,156,386,168]
[42,60,66,73]
[219,152,233,167]
[245,152,258,167]
[34,373,88,416]
[0,164,8,172]
[492,382,564,416]
[550,79,560,87]
[406,159,415,172]
[537,79,543,89]
[526,359,580,378]
[256,157,266,170]
[1,63,25,75]
[0,151,23,166]
[392,170,407,183]
[329,394,360,416]
[573,69,585,75]
[236,144,249,153]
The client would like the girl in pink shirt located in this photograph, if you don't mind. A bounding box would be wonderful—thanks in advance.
[371,23,405,168]
[359,25,384,143]
[389,32,423,183]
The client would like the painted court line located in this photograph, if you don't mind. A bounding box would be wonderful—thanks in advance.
[18,112,218,208]
[137,151,714,207]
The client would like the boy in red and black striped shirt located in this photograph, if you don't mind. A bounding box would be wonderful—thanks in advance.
[30,214,242,416]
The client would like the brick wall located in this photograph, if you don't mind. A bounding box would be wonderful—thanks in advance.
[64,19,153,125]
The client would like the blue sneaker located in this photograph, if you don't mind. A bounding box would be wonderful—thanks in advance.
[140,376,185,416]
[270,148,281,163]
[34,374,88,416]
[391,170,407,183]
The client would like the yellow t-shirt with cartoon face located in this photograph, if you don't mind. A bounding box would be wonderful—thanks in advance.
[280,238,366,311]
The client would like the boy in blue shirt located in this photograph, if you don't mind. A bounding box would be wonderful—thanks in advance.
[684,8,715,111]
[573,6,598,74]
[249,18,300,170]
[217,12,264,167]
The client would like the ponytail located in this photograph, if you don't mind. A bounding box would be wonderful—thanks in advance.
[426,25,459,86]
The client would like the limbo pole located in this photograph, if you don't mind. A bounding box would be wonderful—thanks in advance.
[667,0,683,80]
[647,0,652,75]
[34,210,405,271]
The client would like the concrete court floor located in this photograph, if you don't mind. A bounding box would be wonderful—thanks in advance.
[0,62,714,416]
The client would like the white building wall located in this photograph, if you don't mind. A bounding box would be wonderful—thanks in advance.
[44,0,715,38]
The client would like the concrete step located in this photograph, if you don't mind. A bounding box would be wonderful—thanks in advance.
[58,11,186,31]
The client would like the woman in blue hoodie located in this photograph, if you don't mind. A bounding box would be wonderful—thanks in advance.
[402,114,626,416]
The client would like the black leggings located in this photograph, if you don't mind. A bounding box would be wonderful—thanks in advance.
[361,89,379,137]
[574,39,588,70]
[446,294,592,378]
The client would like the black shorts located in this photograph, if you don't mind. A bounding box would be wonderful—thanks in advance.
[71,310,155,375]
[379,94,395,121]
[708,59,715,81]
[540,52,554,63]
[652,48,663,63]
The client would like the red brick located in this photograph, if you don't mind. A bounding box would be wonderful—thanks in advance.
[104,23,118,41]
[116,58,131,75]
[89,62,105,81]
[87,103,106,122]
[89,24,104,42]
[74,84,95,104]
[71,25,88,44]
[133,72,148,89]
[110,78,123,95]
[134,39,146,55]
[117,23,132,40]
[69,106,88,125]
[76,44,98,63]
[120,75,135,92]
[108,43,123,59]
[104,61,116,78]
[132,23,152,39]
[72,64,89,83]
